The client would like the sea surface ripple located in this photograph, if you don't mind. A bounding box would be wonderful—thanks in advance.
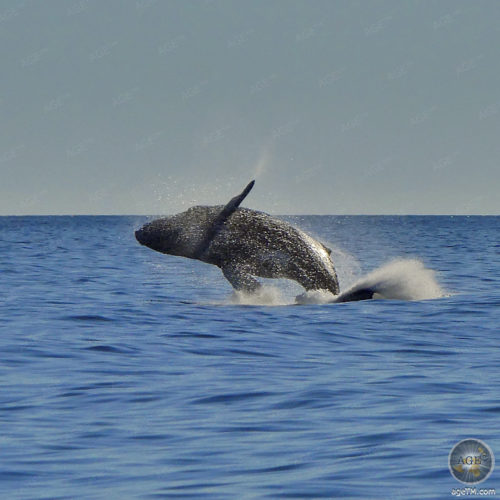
[0,215,499,499]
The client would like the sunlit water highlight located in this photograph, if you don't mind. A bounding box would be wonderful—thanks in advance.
[0,215,499,499]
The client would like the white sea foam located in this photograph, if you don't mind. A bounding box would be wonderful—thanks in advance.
[294,289,336,304]
[227,258,445,306]
[338,258,445,301]
[229,285,290,306]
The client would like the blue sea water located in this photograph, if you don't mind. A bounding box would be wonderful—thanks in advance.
[1,215,499,499]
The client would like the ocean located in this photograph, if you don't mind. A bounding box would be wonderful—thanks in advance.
[1,215,499,499]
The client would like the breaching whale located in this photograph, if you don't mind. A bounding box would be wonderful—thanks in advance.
[135,181,375,302]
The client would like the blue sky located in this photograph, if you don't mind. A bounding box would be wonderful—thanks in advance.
[1,0,499,214]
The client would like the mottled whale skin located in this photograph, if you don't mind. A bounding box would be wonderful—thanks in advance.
[135,182,340,294]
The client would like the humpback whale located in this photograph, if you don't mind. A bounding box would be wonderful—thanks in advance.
[135,181,375,302]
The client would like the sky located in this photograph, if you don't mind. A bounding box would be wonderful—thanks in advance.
[1,0,499,215]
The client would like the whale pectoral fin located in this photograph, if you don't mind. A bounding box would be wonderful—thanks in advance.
[193,180,255,259]
[219,180,255,220]
[222,265,260,293]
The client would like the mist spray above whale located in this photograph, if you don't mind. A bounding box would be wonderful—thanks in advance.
[135,181,443,303]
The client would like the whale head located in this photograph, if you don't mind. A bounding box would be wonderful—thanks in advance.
[136,181,255,262]
[135,207,211,258]
[135,217,181,255]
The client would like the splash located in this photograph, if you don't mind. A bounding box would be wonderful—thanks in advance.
[224,259,445,306]
[229,285,291,306]
[253,147,272,179]
[336,258,445,302]
[329,245,362,290]
[295,289,336,305]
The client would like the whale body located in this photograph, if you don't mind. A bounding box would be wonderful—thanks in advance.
[135,181,374,301]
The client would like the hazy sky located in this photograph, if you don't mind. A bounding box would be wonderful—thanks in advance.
[1,0,499,215]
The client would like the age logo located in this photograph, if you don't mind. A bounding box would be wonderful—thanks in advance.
[449,438,494,484]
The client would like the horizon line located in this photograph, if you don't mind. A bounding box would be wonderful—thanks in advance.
[0,213,498,217]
